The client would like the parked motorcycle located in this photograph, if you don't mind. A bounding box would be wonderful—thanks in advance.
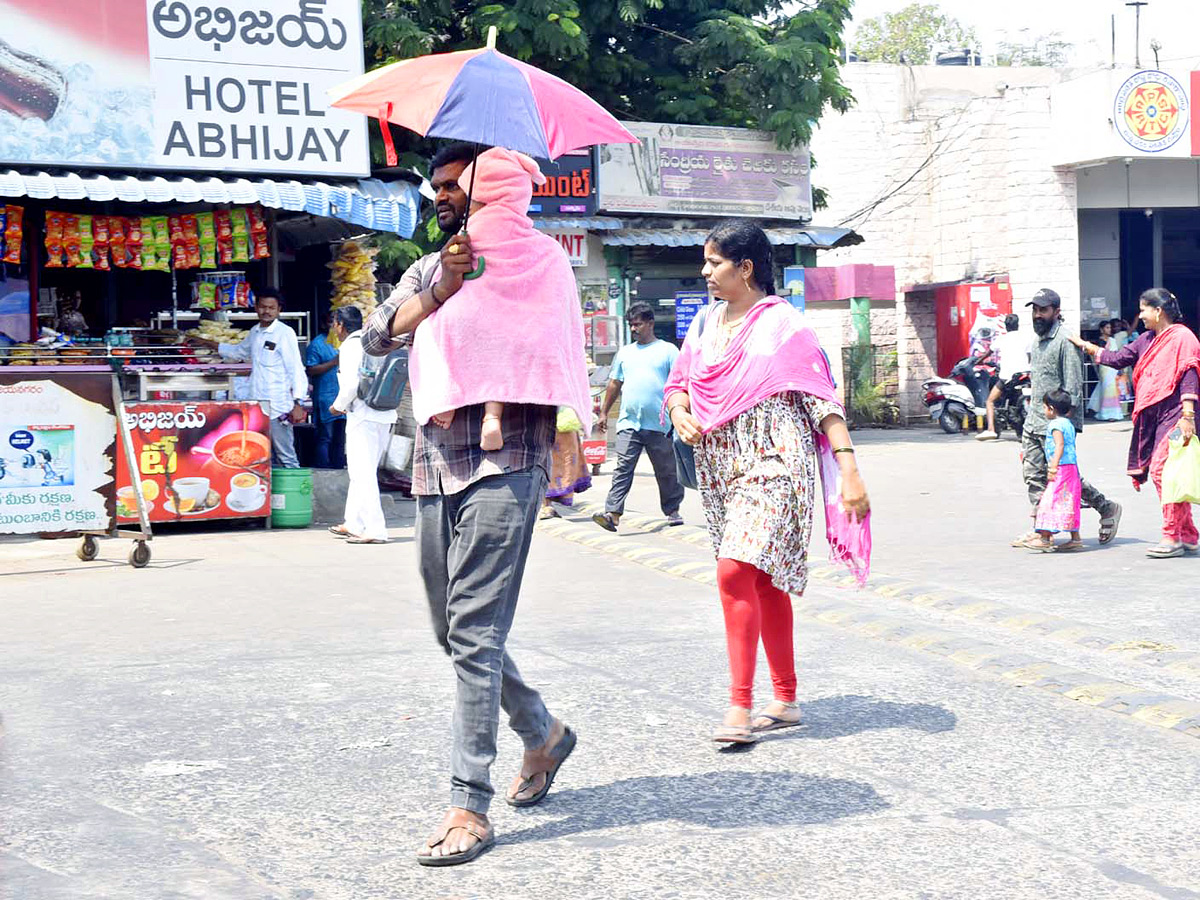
[922,357,1031,435]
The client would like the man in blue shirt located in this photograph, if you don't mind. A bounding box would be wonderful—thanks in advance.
[592,302,684,531]
[306,312,345,468]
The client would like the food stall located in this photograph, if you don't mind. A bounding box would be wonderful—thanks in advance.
[0,0,426,530]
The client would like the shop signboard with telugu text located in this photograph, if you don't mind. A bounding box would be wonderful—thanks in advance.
[598,123,811,220]
[0,0,369,176]
[528,149,597,217]
[0,373,117,535]
[115,401,272,523]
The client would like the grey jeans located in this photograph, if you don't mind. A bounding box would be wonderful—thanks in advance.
[269,418,299,468]
[605,428,685,517]
[416,468,553,814]
[1022,430,1110,515]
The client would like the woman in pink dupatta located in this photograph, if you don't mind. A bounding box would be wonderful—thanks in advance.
[664,221,872,744]
[1070,289,1199,558]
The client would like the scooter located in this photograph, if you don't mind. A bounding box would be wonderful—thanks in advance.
[922,356,997,434]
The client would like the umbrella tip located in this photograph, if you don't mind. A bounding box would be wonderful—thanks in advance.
[486,25,498,50]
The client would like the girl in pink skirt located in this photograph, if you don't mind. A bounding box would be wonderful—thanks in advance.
[1031,389,1083,552]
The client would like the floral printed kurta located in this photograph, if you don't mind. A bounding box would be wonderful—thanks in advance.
[695,391,843,595]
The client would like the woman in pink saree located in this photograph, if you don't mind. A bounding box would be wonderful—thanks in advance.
[665,220,872,744]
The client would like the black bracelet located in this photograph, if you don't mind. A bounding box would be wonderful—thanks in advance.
[430,284,445,306]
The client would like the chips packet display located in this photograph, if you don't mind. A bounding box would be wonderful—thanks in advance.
[252,233,269,259]
[199,241,217,269]
[147,216,169,245]
[126,217,143,246]
[231,234,250,263]
[3,205,23,263]
[92,215,110,243]
[248,205,267,234]
[196,283,217,309]
[214,209,232,240]
[217,240,233,265]
[181,215,198,241]
[77,215,94,269]
[195,212,215,242]
[45,211,64,242]
[235,282,253,308]
[168,216,184,244]
[230,207,249,237]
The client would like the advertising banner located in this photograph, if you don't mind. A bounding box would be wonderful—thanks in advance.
[0,374,117,535]
[548,229,588,267]
[598,123,811,220]
[0,0,369,176]
[674,291,709,340]
[528,149,597,216]
[115,401,271,522]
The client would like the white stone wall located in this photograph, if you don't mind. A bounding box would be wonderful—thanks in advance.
[810,64,1078,419]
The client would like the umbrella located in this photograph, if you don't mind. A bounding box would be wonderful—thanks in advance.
[328,27,638,277]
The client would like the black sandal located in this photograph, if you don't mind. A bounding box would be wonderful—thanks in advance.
[506,726,577,808]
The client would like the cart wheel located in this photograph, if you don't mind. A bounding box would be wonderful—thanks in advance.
[591,464,601,476]
[76,535,99,562]
[129,541,151,568]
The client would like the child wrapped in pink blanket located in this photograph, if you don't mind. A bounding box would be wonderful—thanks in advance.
[409,147,593,450]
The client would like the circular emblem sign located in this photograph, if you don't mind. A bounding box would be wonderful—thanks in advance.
[1114,70,1190,152]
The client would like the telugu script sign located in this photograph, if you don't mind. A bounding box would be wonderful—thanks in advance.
[597,123,811,220]
[0,375,117,535]
[0,0,368,176]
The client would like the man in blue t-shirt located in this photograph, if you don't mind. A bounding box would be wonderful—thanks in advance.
[592,302,684,531]
[305,313,346,468]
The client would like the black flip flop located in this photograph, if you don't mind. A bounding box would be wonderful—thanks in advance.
[416,821,495,867]
[506,726,576,808]
[750,714,804,734]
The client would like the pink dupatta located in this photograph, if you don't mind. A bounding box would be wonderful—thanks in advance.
[664,296,872,585]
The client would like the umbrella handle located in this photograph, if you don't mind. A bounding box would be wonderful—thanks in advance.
[463,256,486,280]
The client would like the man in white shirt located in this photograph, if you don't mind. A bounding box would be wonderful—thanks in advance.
[328,306,397,543]
[189,288,308,467]
[978,313,1032,441]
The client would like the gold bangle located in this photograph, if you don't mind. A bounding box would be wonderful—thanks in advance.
[832,447,855,455]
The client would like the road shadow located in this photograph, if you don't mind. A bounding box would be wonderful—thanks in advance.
[504,769,889,846]
[776,694,957,742]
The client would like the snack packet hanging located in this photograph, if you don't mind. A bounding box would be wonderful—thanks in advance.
[2,205,22,264]
[45,211,64,242]
[231,234,250,263]
[126,217,143,246]
[230,207,249,236]
[195,212,215,242]
[185,241,201,268]
[199,240,217,269]
[217,240,233,265]
[181,215,199,241]
[92,214,110,243]
[172,244,188,269]
[214,209,232,240]
[148,216,169,245]
[168,216,184,244]
[248,205,267,234]
[77,215,94,269]
[252,233,269,259]
[93,245,110,270]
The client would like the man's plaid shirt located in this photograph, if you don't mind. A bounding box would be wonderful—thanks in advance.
[362,253,554,496]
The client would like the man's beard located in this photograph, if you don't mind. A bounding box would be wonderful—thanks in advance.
[1032,316,1054,337]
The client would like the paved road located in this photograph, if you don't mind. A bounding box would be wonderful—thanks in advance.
[2,422,1199,899]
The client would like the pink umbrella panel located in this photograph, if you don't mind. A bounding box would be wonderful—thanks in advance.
[327,46,638,165]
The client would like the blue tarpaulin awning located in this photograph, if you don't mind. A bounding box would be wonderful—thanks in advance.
[0,169,421,238]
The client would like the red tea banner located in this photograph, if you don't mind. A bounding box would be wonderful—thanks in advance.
[115,401,271,523]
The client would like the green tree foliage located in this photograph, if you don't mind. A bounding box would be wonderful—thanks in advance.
[996,32,1072,67]
[360,0,854,274]
[852,3,977,65]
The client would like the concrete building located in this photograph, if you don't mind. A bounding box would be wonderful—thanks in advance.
[810,61,1199,419]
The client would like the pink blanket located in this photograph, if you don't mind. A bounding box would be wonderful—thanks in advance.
[409,148,592,432]
[665,296,871,585]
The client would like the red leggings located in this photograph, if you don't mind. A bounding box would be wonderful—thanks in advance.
[716,558,797,709]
